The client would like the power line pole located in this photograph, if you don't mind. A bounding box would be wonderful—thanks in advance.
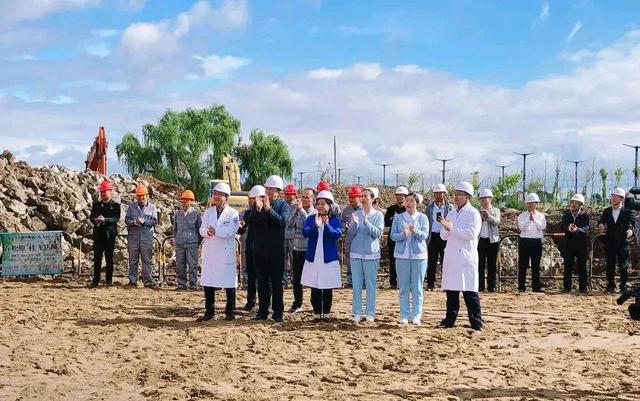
[623,143,640,187]
[496,164,510,182]
[356,175,363,186]
[333,136,337,186]
[376,163,391,186]
[337,168,345,185]
[394,173,401,187]
[567,160,583,195]
[297,171,308,189]
[513,152,534,197]
[436,158,453,184]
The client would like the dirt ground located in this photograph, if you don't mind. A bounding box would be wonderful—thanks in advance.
[1,279,639,401]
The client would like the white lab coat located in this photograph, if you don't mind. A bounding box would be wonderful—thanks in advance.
[301,225,342,289]
[440,202,481,291]
[199,205,240,288]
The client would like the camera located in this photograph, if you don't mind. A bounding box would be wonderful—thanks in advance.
[436,212,442,221]
[625,186,640,211]
[617,286,640,321]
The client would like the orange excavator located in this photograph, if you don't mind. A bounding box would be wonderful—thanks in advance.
[85,126,108,175]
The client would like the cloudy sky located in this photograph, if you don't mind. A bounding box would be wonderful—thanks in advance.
[2,0,640,193]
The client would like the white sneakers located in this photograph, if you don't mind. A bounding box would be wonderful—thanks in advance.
[412,317,421,325]
[365,315,375,322]
[353,315,375,323]
[399,318,409,324]
[353,315,362,323]
[313,314,321,320]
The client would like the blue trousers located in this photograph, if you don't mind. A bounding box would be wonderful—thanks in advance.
[396,258,427,319]
[350,258,379,317]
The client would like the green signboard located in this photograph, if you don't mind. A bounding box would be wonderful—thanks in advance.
[0,231,63,276]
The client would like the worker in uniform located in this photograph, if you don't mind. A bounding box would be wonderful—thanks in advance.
[238,185,265,311]
[125,185,158,288]
[341,185,363,287]
[517,193,547,292]
[252,175,289,322]
[197,182,240,321]
[90,180,121,287]
[283,183,299,287]
[438,182,483,331]
[172,190,202,290]
[384,186,408,289]
[302,190,342,320]
[287,187,317,312]
[390,192,429,325]
[561,194,590,293]
[477,189,501,292]
[426,184,454,290]
[347,188,384,323]
[598,187,634,293]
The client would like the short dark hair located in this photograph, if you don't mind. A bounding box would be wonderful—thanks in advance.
[406,192,420,202]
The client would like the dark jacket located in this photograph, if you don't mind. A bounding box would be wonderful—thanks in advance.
[384,203,406,247]
[90,200,121,241]
[251,197,290,258]
[560,210,589,250]
[303,215,342,263]
[238,207,255,252]
[598,207,633,249]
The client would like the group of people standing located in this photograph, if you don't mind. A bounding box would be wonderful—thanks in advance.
[88,175,637,330]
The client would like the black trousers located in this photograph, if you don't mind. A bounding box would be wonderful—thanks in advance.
[291,250,306,308]
[605,243,629,290]
[203,286,236,317]
[245,249,257,306]
[563,246,588,292]
[388,242,397,287]
[93,236,116,285]
[427,232,446,288]
[310,288,332,315]
[518,238,543,291]
[443,291,483,330]
[477,238,499,292]
[256,254,284,319]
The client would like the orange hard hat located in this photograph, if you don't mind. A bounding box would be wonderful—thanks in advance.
[98,180,112,192]
[135,185,148,196]
[283,183,298,195]
[316,180,331,192]
[347,185,362,197]
[180,190,195,201]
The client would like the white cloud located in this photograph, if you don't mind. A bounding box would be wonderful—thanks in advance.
[85,42,111,57]
[92,29,120,38]
[0,0,100,25]
[307,68,343,80]
[352,63,382,80]
[194,54,250,78]
[308,63,381,81]
[50,95,77,105]
[120,21,179,60]
[567,21,582,41]
[176,0,249,36]
[394,64,421,74]
[113,0,146,12]
[539,2,550,19]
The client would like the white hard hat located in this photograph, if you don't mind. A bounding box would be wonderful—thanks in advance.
[432,183,447,193]
[395,186,409,195]
[611,187,626,197]
[366,187,379,200]
[213,182,231,196]
[454,181,474,196]
[416,193,424,205]
[570,193,585,204]
[316,190,334,204]
[479,189,493,199]
[248,185,265,198]
[525,193,540,203]
[264,175,284,190]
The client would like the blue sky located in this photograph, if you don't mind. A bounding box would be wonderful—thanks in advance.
[2,0,640,192]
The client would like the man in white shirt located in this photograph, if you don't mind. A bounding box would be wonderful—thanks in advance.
[517,193,547,292]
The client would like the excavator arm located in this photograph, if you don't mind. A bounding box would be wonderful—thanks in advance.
[85,126,108,176]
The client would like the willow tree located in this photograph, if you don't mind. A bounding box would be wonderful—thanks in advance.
[115,105,241,200]
[234,129,293,188]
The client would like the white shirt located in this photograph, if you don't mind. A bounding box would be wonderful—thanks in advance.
[612,204,622,223]
[479,219,490,239]
[431,202,445,233]
[517,210,546,239]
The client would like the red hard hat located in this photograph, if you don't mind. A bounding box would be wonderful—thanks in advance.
[347,185,362,197]
[180,190,195,201]
[284,183,297,195]
[98,180,112,192]
[316,180,331,191]
[135,185,149,196]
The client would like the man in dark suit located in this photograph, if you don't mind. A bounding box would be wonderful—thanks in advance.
[561,194,590,293]
[598,187,634,293]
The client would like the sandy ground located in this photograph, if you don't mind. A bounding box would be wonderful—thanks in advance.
[1,279,640,401]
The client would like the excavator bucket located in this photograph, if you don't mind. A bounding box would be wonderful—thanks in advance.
[85,126,108,176]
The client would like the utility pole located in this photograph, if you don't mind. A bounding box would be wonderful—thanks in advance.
[436,158,453,184]
[513,152,534,197]
[333,136,337,186]
[297,171,308,189]
[421,173,425,193]
[337,168,345,185]
[496,164,510,183]
[356,175,363,186]
[567,160,583,195]
[394,173,401,187]
[376,163,391,186]
[623,143,640,187]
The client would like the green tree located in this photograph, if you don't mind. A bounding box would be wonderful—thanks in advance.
[491,173,521,206]
[471,171,481,194]
[526,178,544,194]
[581,168,594,197]
[407,172,421,191]
[599,168,608,207]
[234,129,293,188]
[551,159,561,203]
[614,167,625,187]
[115,105,241,200]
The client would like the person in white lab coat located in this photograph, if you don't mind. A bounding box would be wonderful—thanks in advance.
[197,182,240,321]
[301,190,343,320]
[438,182,484,331]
